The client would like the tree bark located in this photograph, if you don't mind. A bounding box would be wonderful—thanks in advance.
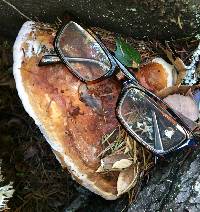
[81,148,200,211]
[0,0,199,40]
[128,148,200,212]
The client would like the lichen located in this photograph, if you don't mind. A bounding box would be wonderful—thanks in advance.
[184,43,200,85]
[0,160,15,211]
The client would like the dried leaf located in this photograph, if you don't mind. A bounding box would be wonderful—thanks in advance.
[161,47,186,85]
[157,85,200,99]
[163,94,199,121]
[124,146,129,154]
[97,153,129,172]
[156,85,199,131]
[112,159,133,170]
[174,58,186,85]
[132,60,139,69]
[96,166,105,173]
[117,165,139,196]
[161,46,175,64]
[156,85,180,98]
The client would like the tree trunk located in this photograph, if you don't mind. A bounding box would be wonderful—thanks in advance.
[128,148,200,212]
[78,148,200,211]
[0,0,199,40]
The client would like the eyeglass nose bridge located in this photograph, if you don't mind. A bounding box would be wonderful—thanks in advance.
[112,55,138,82]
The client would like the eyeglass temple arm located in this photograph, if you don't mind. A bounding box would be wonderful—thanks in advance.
[39,53,138,82]
[39,54,110,71]
[39,54,61,65]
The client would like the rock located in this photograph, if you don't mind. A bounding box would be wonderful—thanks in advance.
[128,148,200,212]
[0,0,200,40]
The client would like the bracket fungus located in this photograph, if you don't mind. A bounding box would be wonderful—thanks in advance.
[13,21,154,200]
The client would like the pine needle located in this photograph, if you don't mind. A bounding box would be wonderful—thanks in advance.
[1,0,32,21]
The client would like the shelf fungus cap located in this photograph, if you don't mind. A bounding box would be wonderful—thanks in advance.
[13,21,123,200]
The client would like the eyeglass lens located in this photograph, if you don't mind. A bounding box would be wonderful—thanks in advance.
[119,87,187,152]
[57,22,111,81]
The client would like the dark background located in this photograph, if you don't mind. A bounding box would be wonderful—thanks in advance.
[0,0,200,40]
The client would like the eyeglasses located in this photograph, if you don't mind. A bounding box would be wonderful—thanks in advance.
[39,21,197,156]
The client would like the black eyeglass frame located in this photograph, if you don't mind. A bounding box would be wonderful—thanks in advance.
[40,21,196,156]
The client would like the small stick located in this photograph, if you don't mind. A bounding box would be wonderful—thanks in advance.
[1,0,32,21]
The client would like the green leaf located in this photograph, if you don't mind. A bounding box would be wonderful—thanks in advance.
[114,37,141,68]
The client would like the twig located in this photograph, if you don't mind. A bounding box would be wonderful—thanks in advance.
[1,0,32,21]
[185,42,200,70]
